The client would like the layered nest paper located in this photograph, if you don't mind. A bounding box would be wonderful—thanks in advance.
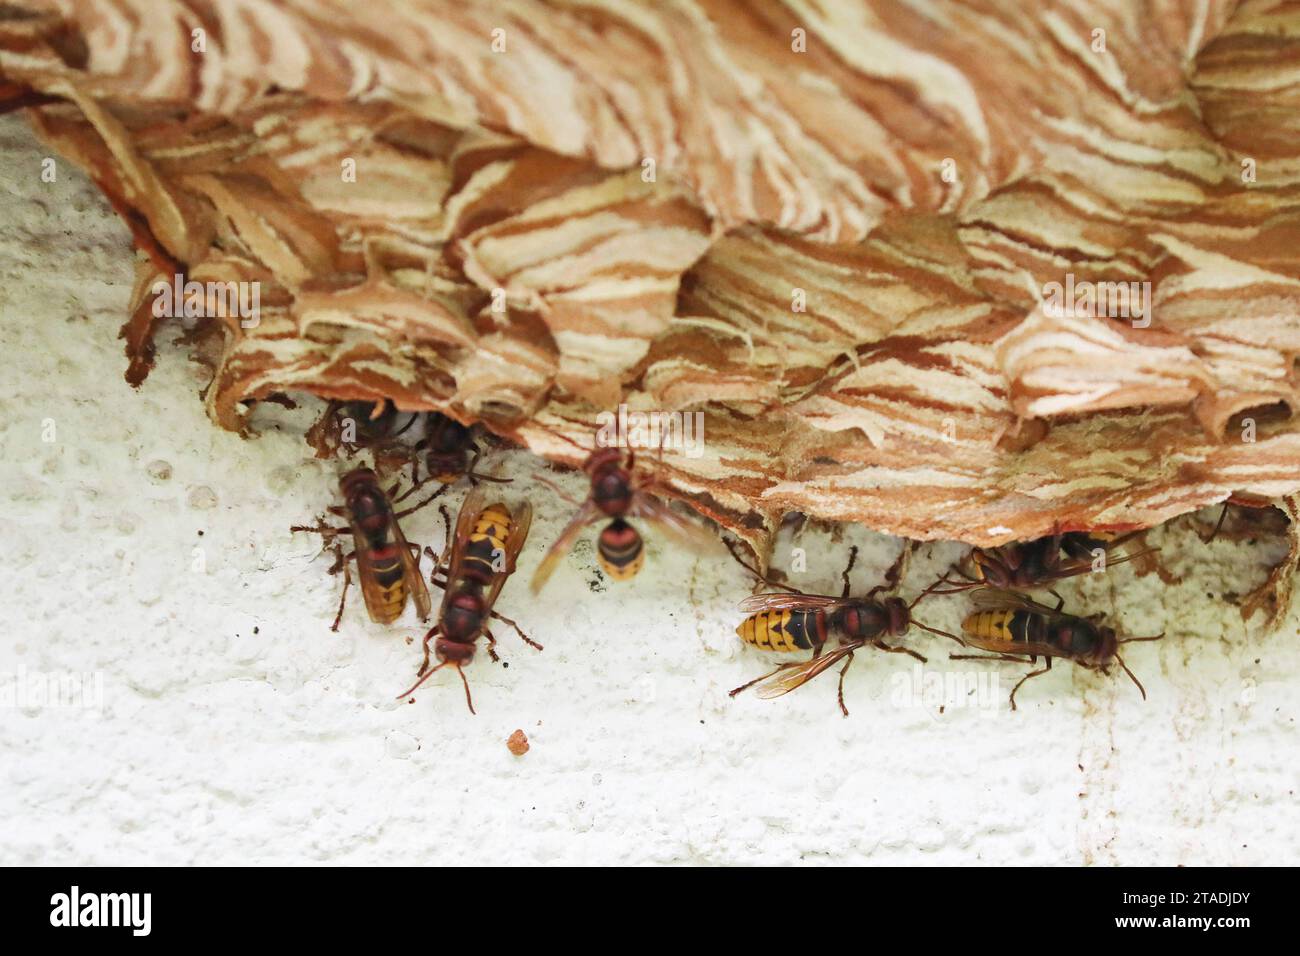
[3,0,1300,558]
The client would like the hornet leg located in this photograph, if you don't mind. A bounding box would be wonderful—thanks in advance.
[394,482,448,520]
[489,609,542,651]
[866,542,911,599]
[1008,657,1053,711]
[416,624,442,676]
[872,640,926,664]
[836,652,856,717]
[330,549,354,632]
[840,545,859,598]
[951,652,1034,665]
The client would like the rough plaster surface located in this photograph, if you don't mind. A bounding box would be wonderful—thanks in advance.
[1,115,1297,866]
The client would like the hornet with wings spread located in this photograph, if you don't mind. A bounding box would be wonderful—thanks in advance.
[531,445,717,592]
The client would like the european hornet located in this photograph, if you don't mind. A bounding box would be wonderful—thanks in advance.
[395,412,512,499]
[306,400,421,467]
[309,403,510,501]
[291,468,432,630]
[725,540,960,716]
[932,530,1155,598]
[530,445,715,592]
[951,590,1163,710]
[397,486,538,713]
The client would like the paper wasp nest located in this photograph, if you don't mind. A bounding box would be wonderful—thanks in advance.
[3,0,1300,557]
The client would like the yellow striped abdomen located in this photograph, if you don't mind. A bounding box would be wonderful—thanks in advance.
[365,548,410,622]
[464,504,512,577]
[371,577,408,622]
[736,609,821,652]
[962,609,1016,643]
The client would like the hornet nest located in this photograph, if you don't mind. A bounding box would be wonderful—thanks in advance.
[2,0,1299,574]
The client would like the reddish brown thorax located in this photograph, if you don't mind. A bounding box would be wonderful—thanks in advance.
[1065,621,1116,664]
[441,590,486,644]
[835,598,910,641]
[339,469,391,547]
[585,448,633,517]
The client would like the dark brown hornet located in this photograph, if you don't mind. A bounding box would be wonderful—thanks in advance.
[952,590,1163,710]
[530,445,716,592]
[726,541,960,716]
[397,486,539,713]
[306,400,421,464]
[396,411,512,498]
[932,529,1156,598]
[308,402,508,490]
[291,468,432,630]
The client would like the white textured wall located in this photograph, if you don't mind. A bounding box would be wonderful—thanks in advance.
[2,115,1297,865]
